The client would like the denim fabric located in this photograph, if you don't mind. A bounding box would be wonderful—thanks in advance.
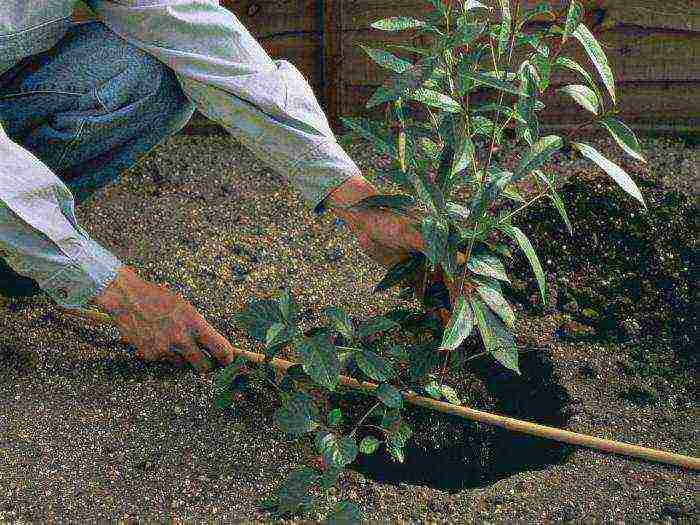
[0,1,361,309]
[0,22,196,300]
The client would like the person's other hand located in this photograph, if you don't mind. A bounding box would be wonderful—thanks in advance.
[326,175,425,266]
[91,266,235,372]
[326,175,468,317]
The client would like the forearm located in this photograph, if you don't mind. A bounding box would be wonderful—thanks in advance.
[0,123,123,308]
[89,0,367,210]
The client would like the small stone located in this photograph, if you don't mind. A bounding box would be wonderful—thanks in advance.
[559,319,595,340]
[325,248,343,263]
[563,300,579,313]
[620,317,641,337]
[581,308,600,321]
[577,364,597,379]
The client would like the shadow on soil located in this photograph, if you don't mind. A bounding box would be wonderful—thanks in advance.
[352,351,574,493]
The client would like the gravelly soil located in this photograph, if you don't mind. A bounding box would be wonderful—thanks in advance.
[0,133,697,524]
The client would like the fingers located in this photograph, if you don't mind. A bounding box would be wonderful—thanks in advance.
[163,348,187,368]
[194,319,236,367]
[173,339,214,373]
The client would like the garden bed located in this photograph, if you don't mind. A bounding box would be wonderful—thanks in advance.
[0,133,696,523]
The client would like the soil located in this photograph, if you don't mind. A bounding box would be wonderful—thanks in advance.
[0,132,697,523]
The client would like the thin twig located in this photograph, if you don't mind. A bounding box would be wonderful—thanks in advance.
[350,402,382,436]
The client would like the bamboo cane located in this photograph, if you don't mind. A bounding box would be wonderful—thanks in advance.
[58,307,700,471]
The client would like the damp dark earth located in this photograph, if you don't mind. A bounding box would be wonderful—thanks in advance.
[0,133,697,522]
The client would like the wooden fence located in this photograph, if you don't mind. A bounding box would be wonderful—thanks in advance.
[215,0,699,134]
[75,1,699,133]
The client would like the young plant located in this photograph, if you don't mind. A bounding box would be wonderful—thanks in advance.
[220,1,647,520]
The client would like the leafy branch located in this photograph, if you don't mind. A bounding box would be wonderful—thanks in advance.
[220,1,648,521]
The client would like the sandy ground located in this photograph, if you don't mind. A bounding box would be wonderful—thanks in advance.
[0,133,697,523]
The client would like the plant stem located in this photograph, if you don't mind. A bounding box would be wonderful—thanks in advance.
[350,402,382,436]
[496,190,549,226]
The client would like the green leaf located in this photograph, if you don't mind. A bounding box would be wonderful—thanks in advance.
[421,216,449,267]
[598,117,646,163]
[497,0,512,59]
[327,408,344,427]
[408,88,462,113]
[215,356,247,391]
[388,446,405,463]
[572,142,646,207]
[563,1,583,42]
[572,23,616,104]
[214,390,234,410]
[266,322,295,350]
[498,224,546,304]
[469,297,520,374]
[471,115,495,136]
[388,421,413,448]
[531,52,552,91]
[274,392,319,436]
[374,253,424,293]
[325,501,361,525]
[470,169,513,219]
[359,436,381,455]
[376,383,403,408]
[467,248,510,282]
[278,288,298,323]
[381,409,402,433]
[340,117,394,157]
[232,299,283,342]
[549,190,573,235]
[440,384,462,405]
[319,466,343,490]
[365,58,438,108]
[277,468,319,515]
[439,296,474,351]
[520,3,555,27]
[353,193,416,212]
[474,276,516,328]
[324,307,355,341]
[555,57,595,86]
[355,349,394,382]
[357,316,400,340]
[296,335,341,390]
[533,169,573,235]
[458,70,527,96]
[380,42,432,56]
[446,201,472,222]
[358,45,412,73]
[423,381,442,399]
[513,135,563,181]
[472,103,527,124]
[409,343,440,380]
[451,137,474,176]
[445,22,485,49]
[372,16,427,31]
[558,84,599,114]
[436,144,455,193]
[315,431,358,468]
[502,184,526,203]
[465,0,491,10]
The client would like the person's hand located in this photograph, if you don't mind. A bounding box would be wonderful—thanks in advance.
[325,175,466,319]
[91,266,235,372]
[325,175,425,269]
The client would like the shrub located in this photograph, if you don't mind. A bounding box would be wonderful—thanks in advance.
[221,1,646,520]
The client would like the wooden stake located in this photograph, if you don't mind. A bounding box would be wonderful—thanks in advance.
[59,307,700,471]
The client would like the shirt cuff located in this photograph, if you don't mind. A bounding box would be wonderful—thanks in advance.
[288,137,363,214]
[39,239,124,309]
